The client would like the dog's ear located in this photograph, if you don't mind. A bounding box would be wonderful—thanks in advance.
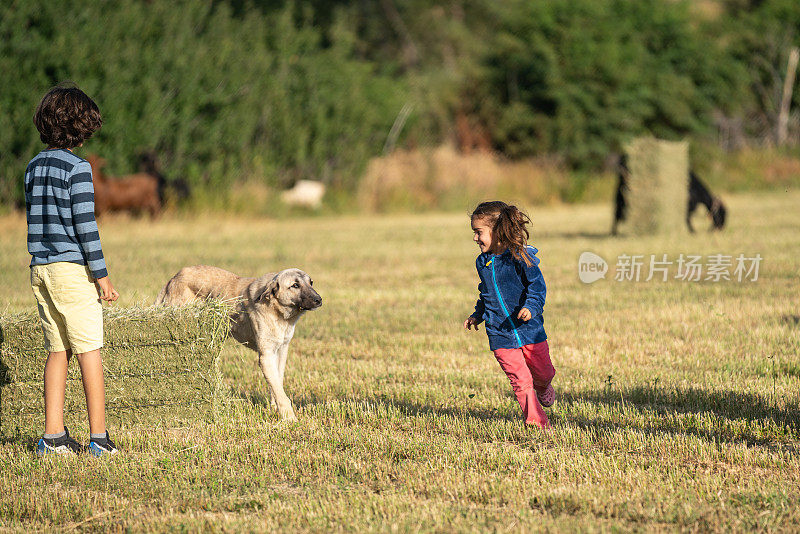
[257,276,279,303]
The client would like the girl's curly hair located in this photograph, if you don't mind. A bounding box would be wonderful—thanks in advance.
[471,201,534,266]
[33,83,102,148]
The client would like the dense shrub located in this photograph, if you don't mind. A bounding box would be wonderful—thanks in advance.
[471,0,749,166]
[0,1,405,205]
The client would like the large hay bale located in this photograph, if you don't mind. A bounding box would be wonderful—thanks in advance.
[623,137,689,235]
[0,302,228,437]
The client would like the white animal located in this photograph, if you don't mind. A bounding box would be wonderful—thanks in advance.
[280,180,326,209]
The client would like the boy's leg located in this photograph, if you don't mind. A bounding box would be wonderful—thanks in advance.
[43,350,71,435]
[492,347,550,428]
[75,349,106,436]
[31,265,73,436]
[44,263,106,435]
[522,341,556,394]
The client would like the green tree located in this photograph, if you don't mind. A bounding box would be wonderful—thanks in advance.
[0,0,405,206]
[472,0,747,166]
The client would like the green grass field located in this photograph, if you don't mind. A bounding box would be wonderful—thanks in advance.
[1,191,798,532]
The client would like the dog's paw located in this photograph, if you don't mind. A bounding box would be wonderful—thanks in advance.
[279,408,298,422]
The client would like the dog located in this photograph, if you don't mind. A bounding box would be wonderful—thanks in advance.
[155,265,322,421]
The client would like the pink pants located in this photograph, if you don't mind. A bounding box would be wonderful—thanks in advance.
[492,340,556,428]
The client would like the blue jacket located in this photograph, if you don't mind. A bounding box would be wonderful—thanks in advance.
[471,246,547,350]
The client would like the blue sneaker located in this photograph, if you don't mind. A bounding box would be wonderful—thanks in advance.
[88,431,118,457]
[36,426,85,456]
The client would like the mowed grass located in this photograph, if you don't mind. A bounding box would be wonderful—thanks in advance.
[0,190,798,532]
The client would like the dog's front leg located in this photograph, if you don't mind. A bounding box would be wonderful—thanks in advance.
[267,343,291,412]
[277,341,290,385]
[258,346,297,421]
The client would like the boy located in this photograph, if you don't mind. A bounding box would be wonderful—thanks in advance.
[25,84,120,456]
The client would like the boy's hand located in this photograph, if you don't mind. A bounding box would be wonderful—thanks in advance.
[96,276,119,302]
[517,307,531,322]
[464,316,480,330]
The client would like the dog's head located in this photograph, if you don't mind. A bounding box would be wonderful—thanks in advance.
[255,268,322,316]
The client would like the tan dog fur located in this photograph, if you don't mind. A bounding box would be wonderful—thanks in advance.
[155,265,322,421]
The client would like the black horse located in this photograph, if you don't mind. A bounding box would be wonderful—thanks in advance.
[137,151,191,205]
[686,171,727,232]
[611,155,726,235]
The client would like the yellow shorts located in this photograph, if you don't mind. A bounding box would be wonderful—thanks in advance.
[30,262,103,354]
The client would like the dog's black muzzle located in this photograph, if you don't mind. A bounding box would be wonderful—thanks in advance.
[299,291,323,311]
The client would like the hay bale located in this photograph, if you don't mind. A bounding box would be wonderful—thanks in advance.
[0,302,228,437]
[623,137,689,235]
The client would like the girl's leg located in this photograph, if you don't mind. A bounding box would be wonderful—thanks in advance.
[43,350,71,435]
[493,348,550,428]
[76,349,106,435]
[522,341,556,394]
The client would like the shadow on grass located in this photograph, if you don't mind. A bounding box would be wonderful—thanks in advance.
[780,314,800,326]
[367,393,516,423]
[563,413,797,454]
[568,385,799,426]
[564,384,799,447]
[235,386,519,424]
[0,435,37,451]
[230,380,798,449]
[230,387,272,411]
[290,388,518,424]
[538,231,611,240]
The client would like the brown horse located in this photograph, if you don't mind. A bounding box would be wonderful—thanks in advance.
[87,155,161,217]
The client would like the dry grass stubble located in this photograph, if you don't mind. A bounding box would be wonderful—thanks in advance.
[0,190,798,531]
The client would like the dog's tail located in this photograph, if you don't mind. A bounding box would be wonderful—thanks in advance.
[154,278,176,305]
[154,284,168,305]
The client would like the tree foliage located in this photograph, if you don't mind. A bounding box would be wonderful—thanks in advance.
[1,0,799,206]
[0,0,404,203]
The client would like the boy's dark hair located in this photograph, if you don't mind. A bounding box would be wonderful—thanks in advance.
[471,201,534,266]
[33,83,102,148]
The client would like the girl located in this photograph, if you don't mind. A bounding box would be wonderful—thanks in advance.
[464,201,556,428]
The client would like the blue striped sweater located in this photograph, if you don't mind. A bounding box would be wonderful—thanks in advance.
[24,148,108,279]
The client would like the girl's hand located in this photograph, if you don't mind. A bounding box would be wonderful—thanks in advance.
[464,316,480,330]
[517,307,531,322]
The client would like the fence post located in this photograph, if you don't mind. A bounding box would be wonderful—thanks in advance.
[777,47,800,147]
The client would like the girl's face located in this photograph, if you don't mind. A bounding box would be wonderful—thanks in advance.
[471,216,500,254]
